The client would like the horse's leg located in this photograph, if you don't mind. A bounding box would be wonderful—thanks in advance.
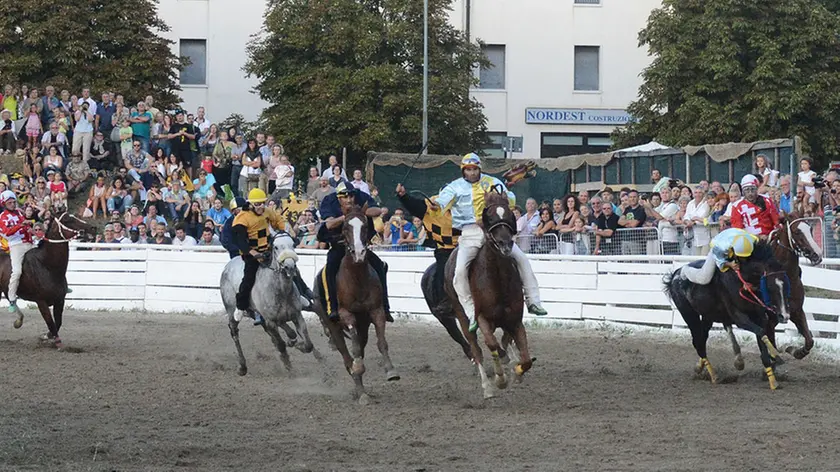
[228,317,248,376]
[510,322,533,383]
[786,303,814,360]
[501,330,518,367]
[730,311,781,390]
[35,301,61,348]
[278,322,298,347]
[53,298,64,333]
[290,312,317,356]
[439,314,473,362]
[725,325,745,371]
[478,316,507,390]
[262,323,293,373]
[371,308,399,381]
[344,311,369,404]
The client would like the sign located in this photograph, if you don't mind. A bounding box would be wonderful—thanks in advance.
[502,136,523,153]
[525,108,633,126]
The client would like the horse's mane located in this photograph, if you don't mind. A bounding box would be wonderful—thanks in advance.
[484,191,509,208]
[741,240,782,279]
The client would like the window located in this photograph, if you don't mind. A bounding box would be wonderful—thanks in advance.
[541,133,610,158]
[180,39,207,85]
[482,132,507,158]
[574,46,600,91]
[574,0,601,4]
[479,45,505,89]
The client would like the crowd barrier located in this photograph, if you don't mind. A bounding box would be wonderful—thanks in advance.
[62,243,840,343]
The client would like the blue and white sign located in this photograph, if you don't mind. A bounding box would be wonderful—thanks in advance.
[525,108,633,125]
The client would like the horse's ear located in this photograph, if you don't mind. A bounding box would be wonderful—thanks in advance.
[361,202,369,214]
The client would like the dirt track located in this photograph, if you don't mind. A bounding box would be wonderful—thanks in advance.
[2,311,840,471]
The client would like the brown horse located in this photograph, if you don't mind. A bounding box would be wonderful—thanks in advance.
[444,190,533,400]
[765,212,823,360]
[315,203,399,405]
[0,212,95,348]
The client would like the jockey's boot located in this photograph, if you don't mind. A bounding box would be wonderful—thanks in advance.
[66,287,73,294]
[527,303,548,316]
[251,310,264,326]
[233,309,248,322]
[7,300,18,314]
[468,317,479,334]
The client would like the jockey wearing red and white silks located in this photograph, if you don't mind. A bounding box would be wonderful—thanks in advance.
[435,153,548,333]
[0,190,34,312]
[730,174,780,238]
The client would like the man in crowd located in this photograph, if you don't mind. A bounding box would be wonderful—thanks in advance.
[594,201,619,256]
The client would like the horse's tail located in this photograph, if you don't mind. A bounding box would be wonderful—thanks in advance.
[662,268,680,302]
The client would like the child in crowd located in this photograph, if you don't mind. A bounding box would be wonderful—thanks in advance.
[25,104,42,149]
[798,157,817,204]
[119,117,133,158]
[48,171,67,210]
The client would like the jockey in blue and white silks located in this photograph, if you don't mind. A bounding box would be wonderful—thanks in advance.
[435,153,548,333]
[680,228,758,285]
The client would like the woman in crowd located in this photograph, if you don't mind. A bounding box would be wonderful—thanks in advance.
[42,145,64,177]
[184,201,204,239]
[199,123,218,156]
[107,176,133,213]
[328,164,348,188]
[558,194,580,229]
[265,144,284,195]
[212,130,233,197]
[86,174,110,218]
[152,113,172,157]
[272,153,295,200]
[30,176,50,208]
[24,145,42,180]
[239,138,262,196]
[534,207,557,253]
[306,167,320,197]
[192,169,217,212]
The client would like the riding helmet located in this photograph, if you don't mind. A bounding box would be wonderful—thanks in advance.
[247,188,268,204]
[740,174,760,189]
[0,190,17,205]
[461,153,481,169]
[731,233,755,258]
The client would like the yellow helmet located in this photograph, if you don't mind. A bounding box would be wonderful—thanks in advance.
[731,233,755,258]
[461,153,481,169]
[247,188,268,204]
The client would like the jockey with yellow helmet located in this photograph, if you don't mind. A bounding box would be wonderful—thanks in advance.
[434,153,548,333]
[232,188,315,324]
[679,227,758,285]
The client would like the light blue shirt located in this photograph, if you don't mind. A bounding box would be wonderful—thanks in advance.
[436,174,515,230]
[74,110,94,133]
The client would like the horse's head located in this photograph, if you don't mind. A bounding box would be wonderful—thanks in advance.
[271,232,298,278]
[48,212,96,242]
[481,187,516,257]
[744,242,792,323]
[776,212,823,265]
[342,203,369,264]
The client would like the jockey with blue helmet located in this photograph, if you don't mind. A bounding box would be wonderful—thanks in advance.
[434,153,548,333]
[680,227,759,285]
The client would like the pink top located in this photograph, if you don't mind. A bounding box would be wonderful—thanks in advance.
[25,112,41,131]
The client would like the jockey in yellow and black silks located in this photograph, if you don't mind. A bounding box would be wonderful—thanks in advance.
[232,188,315,325]
[395,183,459,302]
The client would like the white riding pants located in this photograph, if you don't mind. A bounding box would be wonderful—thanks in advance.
[8,242,34,303]
[453,225,541,321]
[680,252,716,285]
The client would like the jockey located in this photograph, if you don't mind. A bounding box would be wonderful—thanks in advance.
[434,153,548,333]
[318,181,392,322]
[680,227,758,285]
[0,190,34,313]
[232,188,315,325]
[396,183,459,302]
[730,174,780,238]
[221,196,247,259]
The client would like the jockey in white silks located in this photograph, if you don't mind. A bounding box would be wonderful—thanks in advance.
[434,153,548,333]
[680,227,758,285]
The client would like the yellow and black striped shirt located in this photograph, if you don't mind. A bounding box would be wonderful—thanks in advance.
[232,208,286,253]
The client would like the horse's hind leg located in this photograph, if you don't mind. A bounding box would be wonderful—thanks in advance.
[372,309,399,381]
[478,317,507,390]
[229,317,248,376]
[290,312,318,357]
[510,322,533,383]
[439,314,473,362]
[278,322,298,347]
[35,301,61,348]
[262,323,293,373]
[53,299,64,333]
[725,325,745,371]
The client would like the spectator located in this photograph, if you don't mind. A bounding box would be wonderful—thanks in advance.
[710,181,725,196]
[107,177,133,213]
[144,205,167,228]
[24,103,43,149]
[212,130,233,197]
[193,106,210,133]
[651,190,680,255]
[94,224,118,248]
[124,140,153,188]
[580,203,596,227]
[95,92,116,140]
[198,227,221,246]
[144,95,159,118]
[168,111,198,179]
[151,223,172,245]
[578,190,590,208]
[117,166,146,204]
[47,171,67,210]
[118,116,133,159]
[164,153,183,182]
[192,169,217,212]
[130,101,153,153]
[239,138,262,195]
[152,112,172,158]
[311,176,335,205]
[799,156,817,204]
[184,201,203,239]
[594,202,619,256]
[125,205,144,229]
[794,185,818,217]
[399,215,424,250]
[207,197,232,232]
[0,108,16,154]
[134,223,151,243]
[2,85,17,120]
[350,169,370,195]
[144,183,165,217]
[23,88,43,120]
[551,198,565,224]
[534,207,557,253]
[305,167,320,197]
[600,187,619,214]
[517,198,540,234]
[778,175,793,214]
[321,155,347,180]
[684,186,711,255]
[826,179,840,211]
[163,179,190,222]
[89,131,112,170]
[755,154,779,189]
[328,164,349,188]
[265,143,285,195]
[42,145,63,177]
[229,133,246,197]
[111,101,130,145]
[199,123,219,157]
[619,190,646,227]
[73,101,94,162]
[77,88,97,114]
[172,223,197,247]
[558,194,580,229]
[40,85,60,126]
[23,146,42,181]
[83,174,108,218]
[14,174,31,205]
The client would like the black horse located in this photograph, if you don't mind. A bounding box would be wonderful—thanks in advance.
[420,256,473,361]
[664,242,790,390]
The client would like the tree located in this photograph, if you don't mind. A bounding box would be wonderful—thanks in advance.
[613,0,840,167]
[246,0,489,162]
[0,0,184,108]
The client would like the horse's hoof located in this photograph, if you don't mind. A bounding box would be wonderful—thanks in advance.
[351,359,365,376]
[358,393,370,406]
[495,375,508,390]
[482,391,496,400]
[53,338,63,350]
[237,366,247,376]
[386,371,400,382]
[734,356,745,371]
[773,355,786,366]
[13,314,23,329]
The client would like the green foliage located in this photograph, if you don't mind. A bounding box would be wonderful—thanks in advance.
[0,0,184,108]
[613,0,840,168]
[218,113,263,139]
[246,0,489,164]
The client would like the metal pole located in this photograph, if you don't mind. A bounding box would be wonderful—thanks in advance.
[422,0,429,155]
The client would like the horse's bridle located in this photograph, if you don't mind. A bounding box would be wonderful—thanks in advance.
[769,218,817,260]
[44,212,87,243]
[484,206,516,254]
[733,268,790,315]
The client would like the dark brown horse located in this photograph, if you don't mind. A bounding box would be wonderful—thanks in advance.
[444,190,533,400]
[0,212,95,348]
[765,212,823,360]
[315,203,399,405]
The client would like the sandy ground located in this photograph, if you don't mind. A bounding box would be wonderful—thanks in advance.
[1,311,840,472]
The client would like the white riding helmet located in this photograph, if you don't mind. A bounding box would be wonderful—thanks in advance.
[740,174,760,189]
[731,232,755,258]
[0,190,17,206]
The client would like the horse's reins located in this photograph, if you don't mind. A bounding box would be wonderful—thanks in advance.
[768,218,813,258]
[43,212,86,243]
[733,268,788,314]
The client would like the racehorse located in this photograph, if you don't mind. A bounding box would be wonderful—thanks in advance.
[664,241,790,390]
[0,212,95,348]
[220,233,320,376]
[766,212,823,360]
[314,203,399,405]
[420,261,472,361]
[443,189,533,400]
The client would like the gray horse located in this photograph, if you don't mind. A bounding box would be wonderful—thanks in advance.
[220,233,321,375]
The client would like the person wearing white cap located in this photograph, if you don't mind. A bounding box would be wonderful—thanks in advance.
[730,174,780,238]
[0,190,34,315]
[0,109,16,154]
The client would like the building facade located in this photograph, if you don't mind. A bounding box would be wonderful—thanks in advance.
[158,0,660,158]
